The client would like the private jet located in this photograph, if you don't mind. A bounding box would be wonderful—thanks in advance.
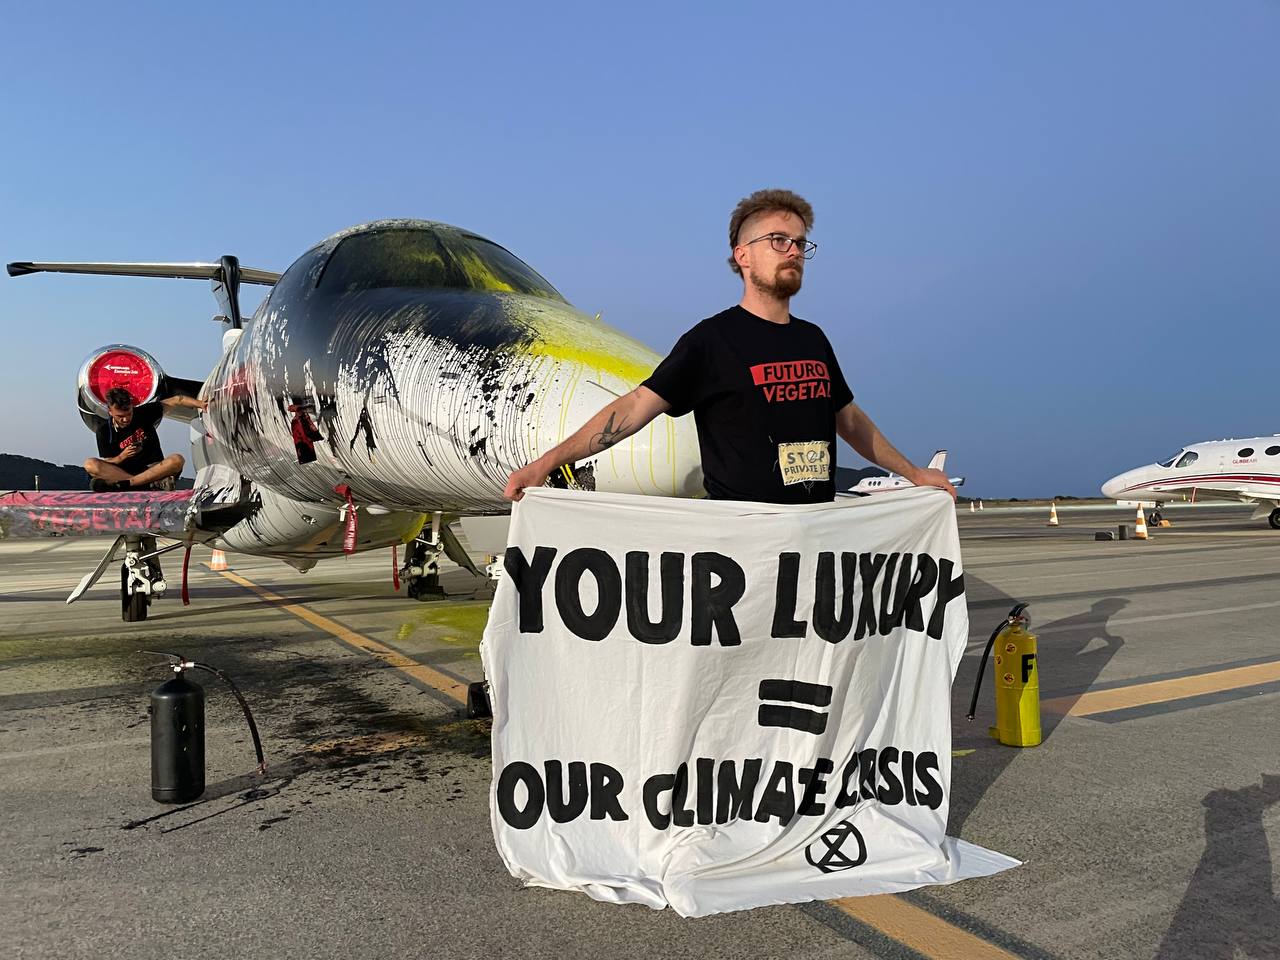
[840,450,965,496]
[1101,436,1280,528]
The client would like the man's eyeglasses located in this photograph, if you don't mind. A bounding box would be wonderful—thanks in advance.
[741,232,818,259]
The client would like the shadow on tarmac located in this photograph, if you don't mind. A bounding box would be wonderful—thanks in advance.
[1155,774,1280,959]
[950,578,1128,835]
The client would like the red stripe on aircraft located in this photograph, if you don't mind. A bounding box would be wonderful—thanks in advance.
[1118,474,1280,494]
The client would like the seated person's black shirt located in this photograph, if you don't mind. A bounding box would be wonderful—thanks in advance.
[96,403,165,476]
[642,306,854,504]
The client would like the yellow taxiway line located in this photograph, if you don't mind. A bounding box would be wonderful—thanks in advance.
[1041,659,1280,717]
[831,895,1023,960]
[214,568,469,705]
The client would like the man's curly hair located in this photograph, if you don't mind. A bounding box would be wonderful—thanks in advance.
[727,189,815,275]
[104,386,135,409]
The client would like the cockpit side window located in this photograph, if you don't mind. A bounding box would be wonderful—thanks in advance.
[315,228,566,301]
[1158,452,1181,468]
[1175,451,1199,468]
[267,247,329,309]
[461,235,565,302]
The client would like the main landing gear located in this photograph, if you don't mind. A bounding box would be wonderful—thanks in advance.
[402,512,446,601]
[120,535,167,623]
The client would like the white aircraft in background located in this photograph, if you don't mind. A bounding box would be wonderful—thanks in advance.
[841,450,965,496]
[1101,435,1280,528]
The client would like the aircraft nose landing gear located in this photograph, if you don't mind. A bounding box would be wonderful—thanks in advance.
[120,535,168,622]
[402,511,446,601]
[1269,508,1280,530]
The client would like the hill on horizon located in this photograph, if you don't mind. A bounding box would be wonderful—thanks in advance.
[1,453,90,491]
[0,453,194,491]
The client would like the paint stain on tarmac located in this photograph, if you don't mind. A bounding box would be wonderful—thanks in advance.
[39,631,492,840]
[393,601,490,651]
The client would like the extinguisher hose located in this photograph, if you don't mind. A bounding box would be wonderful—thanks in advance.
[966,602,1030,722]
[190,661,266,775]
[142,651,267,774]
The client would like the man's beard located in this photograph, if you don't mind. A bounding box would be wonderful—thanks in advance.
[749,263,803,299]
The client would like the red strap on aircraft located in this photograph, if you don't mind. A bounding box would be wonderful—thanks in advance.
[391,544,401,591]
[181,544,192,606]
[335,484,358,554]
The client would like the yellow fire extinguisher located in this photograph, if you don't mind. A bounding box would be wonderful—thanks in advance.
[967,602,1041,747]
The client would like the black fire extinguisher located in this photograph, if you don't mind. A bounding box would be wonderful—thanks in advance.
[145,651,266,804]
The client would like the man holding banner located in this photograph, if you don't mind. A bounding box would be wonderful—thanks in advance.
[488,190,1013,916]
[503,188,955,505]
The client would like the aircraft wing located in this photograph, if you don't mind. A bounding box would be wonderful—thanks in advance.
[1214,485,1280,505]
[0,490,195,539]
[1158,483,1275,502]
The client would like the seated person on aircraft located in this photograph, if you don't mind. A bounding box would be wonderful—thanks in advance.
[84,386,205,492]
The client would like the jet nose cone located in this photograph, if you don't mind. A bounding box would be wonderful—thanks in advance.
[1101,474,1126,499]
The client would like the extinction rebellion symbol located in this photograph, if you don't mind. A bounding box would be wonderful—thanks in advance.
[805,819,868,873]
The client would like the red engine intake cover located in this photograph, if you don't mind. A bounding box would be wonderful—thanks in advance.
[87,349,157,405]
[77,344,164,420]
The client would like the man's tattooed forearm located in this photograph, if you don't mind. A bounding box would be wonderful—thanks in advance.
[588,412,630,453]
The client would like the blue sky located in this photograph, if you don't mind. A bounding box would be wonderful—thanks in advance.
[1,2,1276,497]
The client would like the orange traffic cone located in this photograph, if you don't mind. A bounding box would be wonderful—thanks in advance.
[969,501,975,513]
[1134,506,1149,540]
[1047,502,1059,526]
[978,501,984,511]
[210,549,229,571]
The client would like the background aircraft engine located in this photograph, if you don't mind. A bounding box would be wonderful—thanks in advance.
[76,343,164,431]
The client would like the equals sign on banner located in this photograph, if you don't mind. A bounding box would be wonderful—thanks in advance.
[758,679,834,734]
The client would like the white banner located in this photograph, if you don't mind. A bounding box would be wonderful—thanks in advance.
[482,487,1017,917]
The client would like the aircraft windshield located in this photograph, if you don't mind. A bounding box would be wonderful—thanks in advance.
[317,228,565,301]
[1157,452,1182,467]
[1175,451,1199,468]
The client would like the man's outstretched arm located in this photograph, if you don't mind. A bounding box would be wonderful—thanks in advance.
[835,401,956,499]
[160,395,207,415]
[503,386,670,501]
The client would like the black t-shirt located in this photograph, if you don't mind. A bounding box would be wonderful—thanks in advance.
[642,306,854,504]
[96,403,165,475]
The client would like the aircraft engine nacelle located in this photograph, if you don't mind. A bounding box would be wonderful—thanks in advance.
[76,343,204,433]
[76,343,166,431]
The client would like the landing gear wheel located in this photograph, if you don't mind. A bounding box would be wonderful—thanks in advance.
[406,575,446,601]
[121,565,148,622]
[466,681,492,719]
[405,540,445,601]
[1269,508,1280,530]
[1150,508,1164,525]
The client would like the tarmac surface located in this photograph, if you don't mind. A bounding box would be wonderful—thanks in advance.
[2,501,1278,959]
